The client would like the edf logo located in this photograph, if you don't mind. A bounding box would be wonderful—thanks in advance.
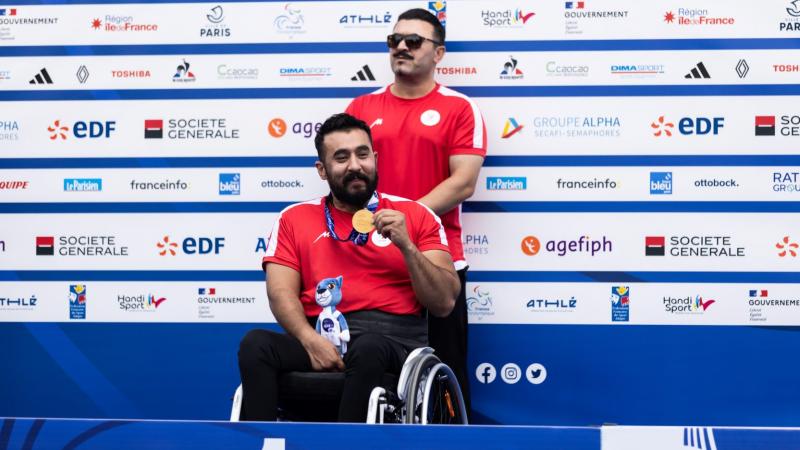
[651,116,724,137]
[48,120,117,140]
[157,236,225,256]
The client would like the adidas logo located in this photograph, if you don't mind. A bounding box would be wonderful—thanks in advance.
[684,62,711,79]
[351,65,375,81]
[29,68,53,85]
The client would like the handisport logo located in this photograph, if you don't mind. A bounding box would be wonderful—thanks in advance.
[486,176,526,190]
[520,235,612,256]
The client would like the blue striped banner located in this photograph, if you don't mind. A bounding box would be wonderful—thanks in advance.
[0,201,797,213]
[1,270,798,283]
[3,84,800,101]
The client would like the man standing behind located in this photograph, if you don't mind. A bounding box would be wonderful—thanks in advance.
[346,8,486,413]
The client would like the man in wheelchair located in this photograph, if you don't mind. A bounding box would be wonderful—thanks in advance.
[237,113,462,423]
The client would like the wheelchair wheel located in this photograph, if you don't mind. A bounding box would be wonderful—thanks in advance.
[420,363,468,425]
[403,353,442,424]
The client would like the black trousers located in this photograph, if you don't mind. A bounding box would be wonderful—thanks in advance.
[238,328,411,422]
[428,268,470,416]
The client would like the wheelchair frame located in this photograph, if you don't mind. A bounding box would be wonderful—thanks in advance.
[230,347,467,425]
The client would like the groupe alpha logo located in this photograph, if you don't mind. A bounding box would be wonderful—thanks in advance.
[755,115,800,136]
[156,235,226,256]
[0,120,20,141]
[520,235,613,257]
[48,120,116,140]
[267,118,322,138]
[501,117,523,138]
[651,116,724,137]
[475,362,546,385]
[90,15,158,32]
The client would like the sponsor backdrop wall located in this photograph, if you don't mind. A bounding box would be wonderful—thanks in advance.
[1,0,799,426]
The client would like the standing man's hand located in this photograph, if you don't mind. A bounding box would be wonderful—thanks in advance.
[373,209,412,251]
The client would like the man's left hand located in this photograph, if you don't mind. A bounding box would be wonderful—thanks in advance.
[373,209,412,251]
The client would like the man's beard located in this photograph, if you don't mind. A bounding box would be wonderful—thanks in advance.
[329,171,378,208]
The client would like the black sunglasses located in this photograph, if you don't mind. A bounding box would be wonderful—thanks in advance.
[386,33,442,50]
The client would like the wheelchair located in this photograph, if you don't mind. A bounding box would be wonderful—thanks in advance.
[230,347,467,425]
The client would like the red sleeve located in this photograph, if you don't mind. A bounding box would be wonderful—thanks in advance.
[345,98,360,118]
[261,209,300,272]
[449,100,487,157]
[410,203,451,254]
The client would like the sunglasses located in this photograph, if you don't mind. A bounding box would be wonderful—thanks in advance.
[386,33,442,50]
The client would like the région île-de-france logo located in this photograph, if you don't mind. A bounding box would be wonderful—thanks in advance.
[499,56,523,80]
[777,236,799,257]
[663,9,734,26]
[466,285,494,320]
[172,59,195,82]
[90,16,158,32]
[501,117,523,139]
[274,3,305,35]
[611,286,629,322]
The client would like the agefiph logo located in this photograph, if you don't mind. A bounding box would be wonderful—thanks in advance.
[520,235,612,257]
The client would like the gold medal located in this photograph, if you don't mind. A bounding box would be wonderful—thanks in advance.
[352,209,375,234]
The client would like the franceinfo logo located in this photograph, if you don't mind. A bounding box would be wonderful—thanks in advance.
[486,176,526,190]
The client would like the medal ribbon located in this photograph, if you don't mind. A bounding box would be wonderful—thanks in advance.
[324,191,379,246]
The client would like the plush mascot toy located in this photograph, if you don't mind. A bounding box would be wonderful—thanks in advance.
[314,276,350,356]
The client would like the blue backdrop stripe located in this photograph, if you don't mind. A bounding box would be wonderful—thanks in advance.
[0,201,797,213]
[3,85,800,101]
[1,155,799,169]
[1,270,799,283]
[1,38,800,56]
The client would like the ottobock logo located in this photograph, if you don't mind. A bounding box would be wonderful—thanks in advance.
[63,178,102,192]
[486,176,526,190]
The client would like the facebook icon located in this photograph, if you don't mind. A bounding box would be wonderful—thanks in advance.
[475,363,496,384]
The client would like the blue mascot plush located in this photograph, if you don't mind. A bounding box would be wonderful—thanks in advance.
[315,276,350,356]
